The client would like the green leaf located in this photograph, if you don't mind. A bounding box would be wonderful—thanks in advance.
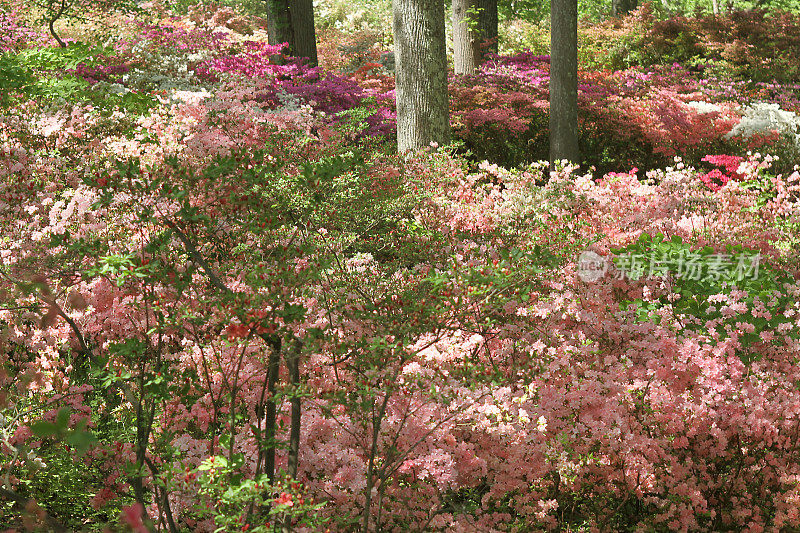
[281,303,307,322]
[66,428,98,455]
[55,407,71,430]
[30,421,58,438]
[230,452,244,470]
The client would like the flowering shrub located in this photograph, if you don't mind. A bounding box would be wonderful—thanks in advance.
[67,56,131,85]
[449,53,751,174]
[0,42,156,112]
[3,5,800,533]
[185,2,267,36]
[651,9,800,83]
[0,10,52,52]
[579,5,800,83]
[612,232,798,363]
[726,102,800,148]
[195,40,395,137]
[698,154,745,190]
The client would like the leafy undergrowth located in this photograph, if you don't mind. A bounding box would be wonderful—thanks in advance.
[1,2,800,532]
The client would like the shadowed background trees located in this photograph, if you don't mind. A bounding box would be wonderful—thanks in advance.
[265,0,318,64]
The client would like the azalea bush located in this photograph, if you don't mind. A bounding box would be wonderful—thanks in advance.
[3,3,800,533]
[580,4,800,83]
[448,51,800,174]
[449,53,742,174]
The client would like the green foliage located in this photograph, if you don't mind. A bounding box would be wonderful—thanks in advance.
[29,408,97,456]
[23,0,140,46]
[11,446,120,529]
[0,43,155,113]
[314,0,392,35]
[661,0,800,15]
[195,456,326,532]
[0,402,119,530]
[162,0,207,15]
[16,42,105,70]
[0,53,37,107]
[578,6,800,82]
[500,0,620,24]
[613,233,798,363]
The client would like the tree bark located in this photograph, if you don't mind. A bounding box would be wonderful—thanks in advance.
[264,339,281,484]
[360,392,391,533]
[611,0,639,17]
[286,339,301,480]
[453,0,481,75]
[280,339,302,533]
[393,0,451,152]
[549,0,580,168]
[476,0,498,54]
[47,0,68,48]
[265,0,318,65]
[266,0,292,50]
[289,0,318,65]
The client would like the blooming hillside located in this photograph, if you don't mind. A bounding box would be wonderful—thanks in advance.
[1,2,800,532]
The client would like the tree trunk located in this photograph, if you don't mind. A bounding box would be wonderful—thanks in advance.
[266,0,292,51]
[289,0,318,65]
[453,0,481,75]
[281,340,302,533]
[476,0,498,54]
[393,0,451,153]
[549,0,579,168]
[265,0,318,65]
[48,0,68,48]
[611,0,639,17]
[286,340,301,479]
[360,392,391,533]
[263,339,281,483]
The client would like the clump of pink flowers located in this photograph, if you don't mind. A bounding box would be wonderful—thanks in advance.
[699,154,745,190]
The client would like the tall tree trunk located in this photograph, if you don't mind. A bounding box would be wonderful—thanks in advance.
[263,339,281,484]
[266,0,292,51]
[286,340,301,479]
[611,0,639,17]
[393,0,451,152]
[476,0,498,54]
[453,0,481,75]
[289,0,318,65]
[265,0,318,65]
[281,339,302,533]
[549,0,579,168]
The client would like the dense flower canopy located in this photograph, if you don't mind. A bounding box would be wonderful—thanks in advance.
[1,2,800,532]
